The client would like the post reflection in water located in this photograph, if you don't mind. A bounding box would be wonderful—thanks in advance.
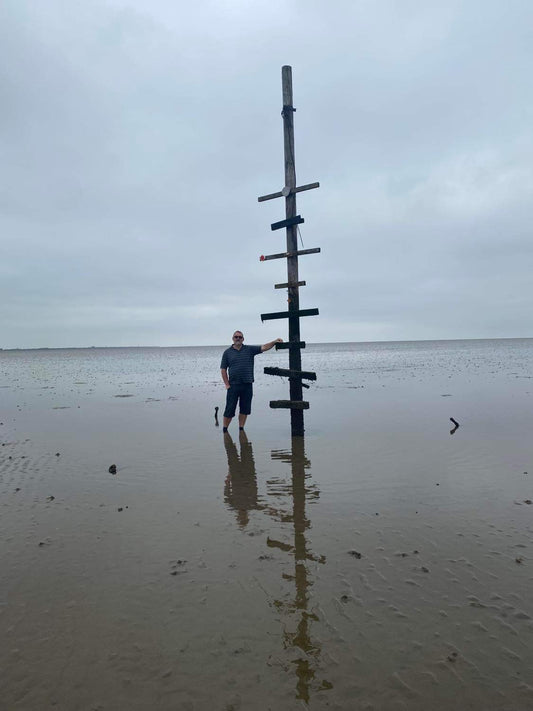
[223,433,332,703]
[223,431,264,528]
[268,437,331,702]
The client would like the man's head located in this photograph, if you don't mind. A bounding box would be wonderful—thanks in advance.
[232,331,244,347]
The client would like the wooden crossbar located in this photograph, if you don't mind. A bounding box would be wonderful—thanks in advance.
[270,400,310,409]
[275,341,306,350]
[257,182,320,202]
[264,366,317,381]
[261,308,319,322]
[271,215,304,231]
[260,248,320,262]
[274,281,306,289]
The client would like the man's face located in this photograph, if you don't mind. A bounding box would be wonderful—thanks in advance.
[232,332,244,347]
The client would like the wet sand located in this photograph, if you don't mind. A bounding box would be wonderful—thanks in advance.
[1,344,533,710]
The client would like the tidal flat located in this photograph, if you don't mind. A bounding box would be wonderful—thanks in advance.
[1,341,533,710]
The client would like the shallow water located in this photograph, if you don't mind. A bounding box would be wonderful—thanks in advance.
[1,340,533,710]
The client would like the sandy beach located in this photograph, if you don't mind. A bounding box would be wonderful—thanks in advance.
[2,341,533,710]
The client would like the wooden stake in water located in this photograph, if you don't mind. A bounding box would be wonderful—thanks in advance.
[258,66,321,437]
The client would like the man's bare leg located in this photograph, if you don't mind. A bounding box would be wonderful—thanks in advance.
[238,414,247,430]
[223,416,232,432]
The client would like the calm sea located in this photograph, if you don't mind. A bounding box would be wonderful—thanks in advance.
[2,336,532,398]
[2,338,533,710]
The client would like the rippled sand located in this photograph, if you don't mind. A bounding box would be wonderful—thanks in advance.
[1,344,533,710]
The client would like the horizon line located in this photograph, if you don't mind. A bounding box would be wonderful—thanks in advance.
[2,335,532,352]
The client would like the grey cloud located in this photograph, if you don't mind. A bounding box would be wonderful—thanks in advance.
[1,0,533,347]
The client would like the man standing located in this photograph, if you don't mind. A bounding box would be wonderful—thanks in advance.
[220,330,282,432]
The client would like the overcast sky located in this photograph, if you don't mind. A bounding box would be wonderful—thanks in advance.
[2,0,532,348]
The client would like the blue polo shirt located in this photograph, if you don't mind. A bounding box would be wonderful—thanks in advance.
[220,344,262,384]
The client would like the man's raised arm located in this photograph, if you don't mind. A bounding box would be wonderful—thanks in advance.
[261,338,283,353]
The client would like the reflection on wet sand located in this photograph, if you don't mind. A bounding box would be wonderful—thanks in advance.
[268,438,331,702]
[224,433,332,703]
[223,431,264,528]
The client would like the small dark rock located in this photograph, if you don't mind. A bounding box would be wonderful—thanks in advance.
[109,464,117,474]
[117,507,123,512]
[349,550,362,559]
[524,499,532,505]
[55,453,60,456]
[46,495,55,502]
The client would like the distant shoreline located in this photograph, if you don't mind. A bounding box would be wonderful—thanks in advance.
[1,336,532,352]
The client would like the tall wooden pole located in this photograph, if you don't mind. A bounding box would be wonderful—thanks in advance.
[258,65,320,437]
[282,66,304,436]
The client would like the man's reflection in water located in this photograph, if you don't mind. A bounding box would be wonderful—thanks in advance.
[222,433,332,701]
[223,430,263,528]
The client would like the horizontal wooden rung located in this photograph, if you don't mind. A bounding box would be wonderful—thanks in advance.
[270,400,310,410]
[257,182,320,202]
[271,215,304,231]
[260,248,320,262]
[293,181,320,195]
[264,367,316,381]
[275,341,305,350]
[261,308,319,321]
[274,281,306,289]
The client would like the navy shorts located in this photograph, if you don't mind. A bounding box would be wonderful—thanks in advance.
[224,383,253,417]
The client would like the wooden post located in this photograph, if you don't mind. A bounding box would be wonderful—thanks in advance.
[258,66,320,437]
[282,66,304,436]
